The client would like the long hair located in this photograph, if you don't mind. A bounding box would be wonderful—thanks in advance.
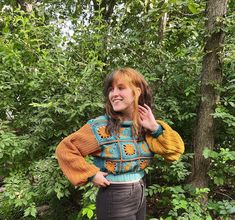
[103,67,153,136]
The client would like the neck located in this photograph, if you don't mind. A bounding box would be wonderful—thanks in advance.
[121,114,132,121]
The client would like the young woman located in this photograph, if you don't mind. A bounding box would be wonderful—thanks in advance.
[56,67,184,220]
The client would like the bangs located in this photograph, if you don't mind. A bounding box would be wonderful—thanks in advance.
[104,70,132,96]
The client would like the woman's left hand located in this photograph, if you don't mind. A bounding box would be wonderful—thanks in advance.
[138,104,159,132]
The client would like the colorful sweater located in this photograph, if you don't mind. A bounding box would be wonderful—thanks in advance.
[56,115,184,186]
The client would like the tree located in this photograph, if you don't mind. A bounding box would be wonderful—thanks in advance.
[190,0,228,188]
[0,0,234,219]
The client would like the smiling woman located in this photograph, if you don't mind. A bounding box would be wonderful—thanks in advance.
[104,68,153,135]
[56,67,185,220]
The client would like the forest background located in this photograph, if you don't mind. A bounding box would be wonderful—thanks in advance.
[0,0,234,219]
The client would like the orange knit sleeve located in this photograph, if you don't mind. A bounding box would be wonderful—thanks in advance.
[56,123,100,186]
[145,120,184,161]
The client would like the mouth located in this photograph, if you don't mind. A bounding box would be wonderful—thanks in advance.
[112,99,123,103]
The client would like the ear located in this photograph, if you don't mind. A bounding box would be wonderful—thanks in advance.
[136,87,141,97]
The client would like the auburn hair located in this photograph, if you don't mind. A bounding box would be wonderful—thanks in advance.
[103,67,153,136]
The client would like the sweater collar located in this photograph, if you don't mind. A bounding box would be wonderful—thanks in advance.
[105,114,133,126]
[120,121,133,126]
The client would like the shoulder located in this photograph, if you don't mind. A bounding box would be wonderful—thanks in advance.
[87,115,114,142]
[87,115,108,126]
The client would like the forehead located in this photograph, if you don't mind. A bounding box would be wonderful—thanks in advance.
[111,79,129,87]
[111,73,131,87]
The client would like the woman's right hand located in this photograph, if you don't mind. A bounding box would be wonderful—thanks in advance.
[92,171,110,187]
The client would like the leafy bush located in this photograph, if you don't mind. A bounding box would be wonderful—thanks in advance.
[0,1,234,219]
[203,148,235,187]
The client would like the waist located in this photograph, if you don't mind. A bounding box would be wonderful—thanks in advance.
[106,171,145,182]
[110,179,141,184]
[106,178,145,189]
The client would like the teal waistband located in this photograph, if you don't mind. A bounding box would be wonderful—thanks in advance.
[106,171,144,182]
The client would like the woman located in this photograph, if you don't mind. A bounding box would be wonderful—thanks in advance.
[56,67,184,220]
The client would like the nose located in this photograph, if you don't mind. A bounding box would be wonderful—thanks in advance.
[110,87,119,97]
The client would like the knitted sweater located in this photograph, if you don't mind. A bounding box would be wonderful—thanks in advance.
[56,115,184,186]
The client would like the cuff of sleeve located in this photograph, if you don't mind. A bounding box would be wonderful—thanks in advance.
[151,125,163,138]
[88,175,95,182]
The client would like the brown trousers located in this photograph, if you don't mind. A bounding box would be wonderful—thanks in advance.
[96,179,146,220]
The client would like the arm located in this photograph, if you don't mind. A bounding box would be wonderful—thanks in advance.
[138,104,184,161]
[145,120,184,161]
[56,123,100,186]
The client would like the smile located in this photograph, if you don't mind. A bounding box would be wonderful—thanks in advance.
[112,99,123,103]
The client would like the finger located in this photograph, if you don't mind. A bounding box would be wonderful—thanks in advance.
[138,108,147,115]
[144,104,152,112]
[102,172,108,176]
[100,183,106,187]
[138,105,147,111]
[101,181,109,187]
[101,173,110,186]
[138,112,145,120]
[138,116,143,123]
[104,179,110,186]
[138,109,145,114]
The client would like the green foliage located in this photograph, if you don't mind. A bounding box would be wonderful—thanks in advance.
[0,122,32,174]
[146,183,212,219]
[150,153,192,184]
[76,183,98,220]
[203,148,235,186]
[146,149,235,219]
[81,204,96,220]
[208,200,235,217]
[0,0,234,219]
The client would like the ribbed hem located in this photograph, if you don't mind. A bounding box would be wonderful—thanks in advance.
[106,171,144,182]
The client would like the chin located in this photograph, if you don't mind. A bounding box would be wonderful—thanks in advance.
[113,108,123,112]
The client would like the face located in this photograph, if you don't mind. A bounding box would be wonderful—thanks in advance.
[108,79,135,120]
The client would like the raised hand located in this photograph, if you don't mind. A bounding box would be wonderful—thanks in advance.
[138,104,159,132]
[92,171,110,187]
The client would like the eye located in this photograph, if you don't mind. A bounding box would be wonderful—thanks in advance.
[108,87,114,93]
[118,85,126,90]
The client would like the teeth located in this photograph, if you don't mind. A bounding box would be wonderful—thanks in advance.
[113,99,122,103]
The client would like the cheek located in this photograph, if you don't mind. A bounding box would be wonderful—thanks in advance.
[129,90,135,101]
[108,92,112,101]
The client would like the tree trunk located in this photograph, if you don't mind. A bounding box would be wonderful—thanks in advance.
[92,0,116,22]
[158,0,168,42]
[190,0,228,188]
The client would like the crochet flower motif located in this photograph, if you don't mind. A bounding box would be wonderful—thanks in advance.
[119,128,125,137]
[104,146,113,157]
[140,160,148,170]
[141,143,150,153]
[124,144,135,155]
[123,162,132,172]
[105,161,116,173]
[97,126,110,138]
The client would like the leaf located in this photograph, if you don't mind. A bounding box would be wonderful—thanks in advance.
[206,215,213,220]
[188,2,200,14]
[30,206,37,218]
[229,207,235,214]
[214,176,224,186]
[203,148,210,159]
[165,217,173,220]
[203,148,218,159]
[87,209,94,219]
[24,208,30,217]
